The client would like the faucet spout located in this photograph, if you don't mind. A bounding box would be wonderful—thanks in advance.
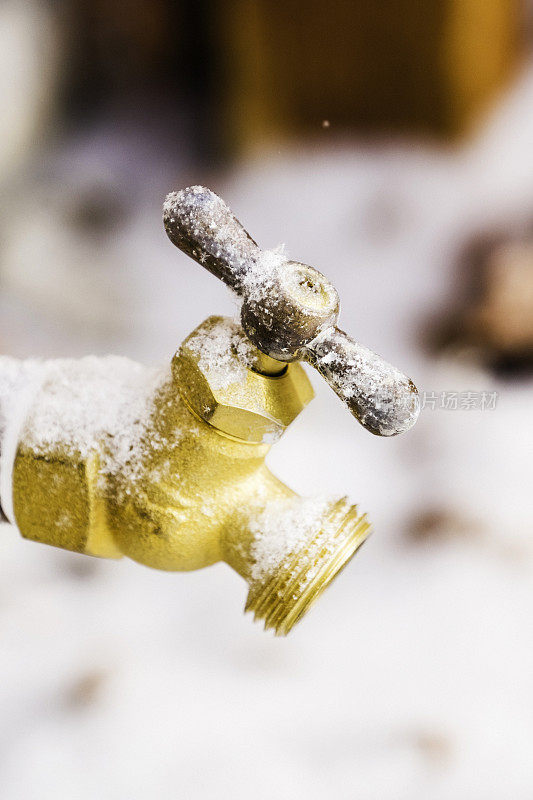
[222,473,370,635]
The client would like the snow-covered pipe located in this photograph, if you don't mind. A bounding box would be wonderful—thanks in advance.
[0,357,45,523]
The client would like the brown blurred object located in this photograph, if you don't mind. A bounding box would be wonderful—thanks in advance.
[58,1,219,157]
[467,243,533,354]
[65,669,106,710]
[62,0,186,106]
[435,234,533,376]
[218,0,522,150]
[407,508,485,544]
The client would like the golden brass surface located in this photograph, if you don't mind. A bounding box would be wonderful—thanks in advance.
[11,316,371,634]
[176,316,314,443]
[13,451,121,559]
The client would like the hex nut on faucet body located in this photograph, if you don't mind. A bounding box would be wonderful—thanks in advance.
[174,316,315,443]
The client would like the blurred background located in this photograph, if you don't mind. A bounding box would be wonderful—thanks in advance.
[1,1,532,798]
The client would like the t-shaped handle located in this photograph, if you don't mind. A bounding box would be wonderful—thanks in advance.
[163,186,419,436]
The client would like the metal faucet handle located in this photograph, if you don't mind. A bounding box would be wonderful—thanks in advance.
[163,186,419,436]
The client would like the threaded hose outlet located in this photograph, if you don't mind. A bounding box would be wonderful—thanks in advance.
[245,498,370,636]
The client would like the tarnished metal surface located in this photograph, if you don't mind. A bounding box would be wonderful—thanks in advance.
[306,326,420,436]
[164,186,420,436]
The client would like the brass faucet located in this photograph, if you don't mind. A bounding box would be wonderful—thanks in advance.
[2,187,419,634]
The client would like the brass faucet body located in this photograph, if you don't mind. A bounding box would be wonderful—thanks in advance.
[10,317,370,635]
[3,185,420,634]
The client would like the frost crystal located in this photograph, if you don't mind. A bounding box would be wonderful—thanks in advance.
[249,495,338,581]
[0,355,170,497]
[187,319,248,391]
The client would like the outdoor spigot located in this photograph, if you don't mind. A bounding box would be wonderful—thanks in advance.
[0,187,419,635]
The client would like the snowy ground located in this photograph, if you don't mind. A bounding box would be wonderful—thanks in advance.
[1,61,533,800]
